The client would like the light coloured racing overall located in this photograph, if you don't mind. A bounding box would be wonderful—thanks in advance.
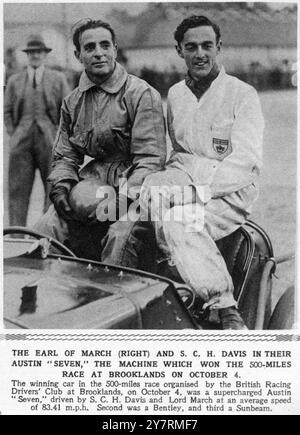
[141,67,264,310]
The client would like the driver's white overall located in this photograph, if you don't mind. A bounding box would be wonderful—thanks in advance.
[141,67,264,310]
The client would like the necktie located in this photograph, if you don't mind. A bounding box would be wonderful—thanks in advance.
[32,70,37,89]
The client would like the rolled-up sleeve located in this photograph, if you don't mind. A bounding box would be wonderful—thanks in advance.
[48,99,84,186]
[211,87,264,197]
[120,87,167,199]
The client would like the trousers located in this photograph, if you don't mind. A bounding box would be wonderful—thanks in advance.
[9,122,54,226]
[33,204,156,270]
[141,166,258,310]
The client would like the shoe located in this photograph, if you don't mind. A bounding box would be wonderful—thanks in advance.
[219,306,248,330]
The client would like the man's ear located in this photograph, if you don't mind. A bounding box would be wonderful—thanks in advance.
[216,39,222,55]
[175,44,184,59]
[74,50,82,63]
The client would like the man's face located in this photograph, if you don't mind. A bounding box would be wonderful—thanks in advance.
[27,50,47,69]
[76,27,117,81]
[176,25,221,80]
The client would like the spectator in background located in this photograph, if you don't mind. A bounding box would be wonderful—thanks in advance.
[248,61,265,90]
[4,47,20,86]
[4,35,70,226]
[280,59,292,88]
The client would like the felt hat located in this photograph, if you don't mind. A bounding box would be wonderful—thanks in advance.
[22,35,52,53]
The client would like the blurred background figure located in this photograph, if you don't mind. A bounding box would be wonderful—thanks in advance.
[4,35,70,226]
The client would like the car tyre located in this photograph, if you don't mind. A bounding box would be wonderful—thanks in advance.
[268,286,295,330]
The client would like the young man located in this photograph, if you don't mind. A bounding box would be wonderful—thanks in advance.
[34,19,166,267]
[4,35,70,226]
[141,16,264,329]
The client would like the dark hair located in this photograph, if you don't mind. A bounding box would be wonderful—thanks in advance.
[72,18,116,51]
[174,15,221,45]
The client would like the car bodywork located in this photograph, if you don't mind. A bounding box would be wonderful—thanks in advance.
[3,222,295,330]
[4,237,198,329]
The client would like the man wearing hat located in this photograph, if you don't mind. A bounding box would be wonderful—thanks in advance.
[4,35,70,226]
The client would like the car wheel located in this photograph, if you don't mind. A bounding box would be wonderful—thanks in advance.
[268,286,295,330]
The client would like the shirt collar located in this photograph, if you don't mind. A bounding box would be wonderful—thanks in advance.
[211,65,226,84]
[27,65,45,82]
[79,62,128,94]
[206,65,226,92]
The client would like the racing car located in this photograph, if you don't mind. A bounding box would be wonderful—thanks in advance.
[3,222,295,330]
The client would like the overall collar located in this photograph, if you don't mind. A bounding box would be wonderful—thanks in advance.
[79,62,128,94]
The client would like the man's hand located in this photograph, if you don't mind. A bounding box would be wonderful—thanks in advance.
[50,181,75,221]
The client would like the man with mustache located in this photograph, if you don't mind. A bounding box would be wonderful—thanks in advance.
[34,19,166,267]
[141,15,264,329]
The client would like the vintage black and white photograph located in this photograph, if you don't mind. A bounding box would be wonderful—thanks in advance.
[2,1,297,331]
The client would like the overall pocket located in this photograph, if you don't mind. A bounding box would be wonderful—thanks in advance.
[86,123,124,158]
[111,126,131,155]
[69,130,91,151]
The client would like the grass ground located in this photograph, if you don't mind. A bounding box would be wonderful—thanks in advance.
[3,89,297,308]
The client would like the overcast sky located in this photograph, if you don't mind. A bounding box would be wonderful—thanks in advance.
[4,1,295,23]
[3,2,147,22]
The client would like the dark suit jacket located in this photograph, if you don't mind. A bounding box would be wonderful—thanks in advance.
[4,67,70,136]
